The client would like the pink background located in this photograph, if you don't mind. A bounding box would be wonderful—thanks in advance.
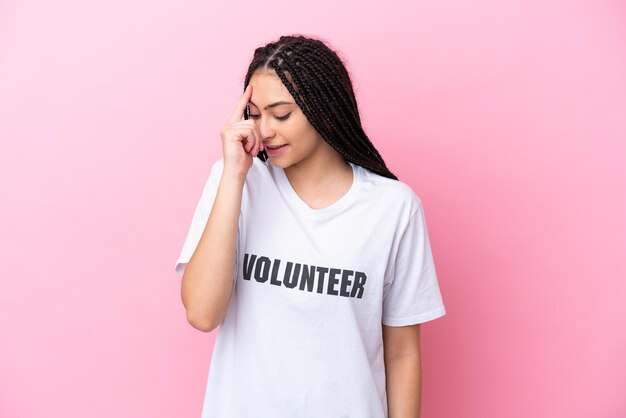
[1,1,625,417]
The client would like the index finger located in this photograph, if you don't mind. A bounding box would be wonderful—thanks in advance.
[229,84,252,123]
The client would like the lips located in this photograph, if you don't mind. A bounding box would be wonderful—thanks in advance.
[265,143,289,156]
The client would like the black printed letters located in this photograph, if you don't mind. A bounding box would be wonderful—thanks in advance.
[242,253,366,299]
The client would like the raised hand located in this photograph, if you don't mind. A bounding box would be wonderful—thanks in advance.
[220,84,264,177]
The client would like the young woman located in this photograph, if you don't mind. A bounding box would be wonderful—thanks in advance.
[175,34,446,418]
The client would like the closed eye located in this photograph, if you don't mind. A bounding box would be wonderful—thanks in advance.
[249,113,291,121]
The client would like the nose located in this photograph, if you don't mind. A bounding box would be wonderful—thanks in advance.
[256,116,276,141]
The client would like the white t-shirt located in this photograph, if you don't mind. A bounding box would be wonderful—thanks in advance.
[175,156,446,418]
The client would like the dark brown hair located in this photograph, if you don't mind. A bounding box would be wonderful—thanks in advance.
[242,34,398,180]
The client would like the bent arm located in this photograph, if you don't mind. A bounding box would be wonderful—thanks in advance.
[181,171,245,332]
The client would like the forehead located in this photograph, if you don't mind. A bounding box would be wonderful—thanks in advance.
[248,71,294,106]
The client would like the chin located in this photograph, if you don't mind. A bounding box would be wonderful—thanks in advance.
[267,151,297,169]
[268,148,311,170]
[268,158,291,169]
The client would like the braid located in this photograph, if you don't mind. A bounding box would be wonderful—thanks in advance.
[241,35,398,180]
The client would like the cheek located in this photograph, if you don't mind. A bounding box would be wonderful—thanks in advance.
[288,117,318,143]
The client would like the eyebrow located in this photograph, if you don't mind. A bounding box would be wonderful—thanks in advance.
[248,100,294,110]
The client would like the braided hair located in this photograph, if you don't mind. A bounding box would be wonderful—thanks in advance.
[242,34,398,180]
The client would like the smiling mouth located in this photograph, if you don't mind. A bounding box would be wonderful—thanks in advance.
[266,144,287,149]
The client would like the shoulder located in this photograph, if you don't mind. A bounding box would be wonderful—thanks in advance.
[358,165,422,216]
[205,155,275,185]
[207,156,266,179]
[207,155,273,187]
[210,156,225,173]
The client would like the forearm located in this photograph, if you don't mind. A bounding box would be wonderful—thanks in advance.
[384,354,422,418]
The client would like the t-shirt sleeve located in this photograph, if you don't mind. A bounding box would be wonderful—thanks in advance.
[382,202,446,326]
[173,158,237,277]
